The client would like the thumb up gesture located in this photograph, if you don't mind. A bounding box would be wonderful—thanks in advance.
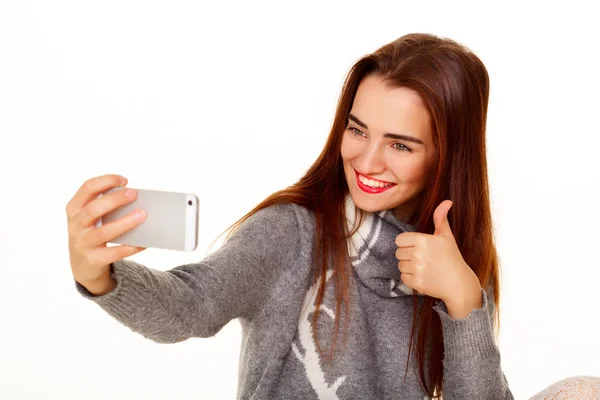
[395,200,483,319]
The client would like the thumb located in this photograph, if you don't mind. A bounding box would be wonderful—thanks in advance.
[433,200,453,236]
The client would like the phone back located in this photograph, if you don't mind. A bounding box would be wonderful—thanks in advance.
[98,187,199,251]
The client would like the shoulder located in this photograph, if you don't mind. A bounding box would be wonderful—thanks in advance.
[258,202,315,228]
[230,202,316,247]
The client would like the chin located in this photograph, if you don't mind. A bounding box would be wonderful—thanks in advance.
[348,189,392,213]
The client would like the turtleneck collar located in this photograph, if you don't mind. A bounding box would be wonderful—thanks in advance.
[344,194,422,298]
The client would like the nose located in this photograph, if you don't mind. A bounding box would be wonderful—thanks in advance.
[356,142,385,175]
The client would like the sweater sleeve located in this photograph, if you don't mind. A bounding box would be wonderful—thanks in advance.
[433,286,514,400]
[74,203,303,343]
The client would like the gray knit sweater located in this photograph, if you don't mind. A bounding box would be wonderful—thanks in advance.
[75,202,513,399]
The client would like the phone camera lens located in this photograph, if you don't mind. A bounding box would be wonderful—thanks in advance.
[188,200,192,206]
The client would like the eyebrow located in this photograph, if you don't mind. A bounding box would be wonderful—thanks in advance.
[348,113,425,146]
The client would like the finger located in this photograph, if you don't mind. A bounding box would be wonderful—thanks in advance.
[88,244,147,268]
[395,232,420,247]
[66,174,127,220]
[395,247,413,261]
[433,200,453,236]
[71,187,137,234]
[400,271,418,289]
[83,208,147,248]
[397,259,413,274]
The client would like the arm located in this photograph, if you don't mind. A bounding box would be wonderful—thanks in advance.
[433,286,514,399]
[75,203,302,343]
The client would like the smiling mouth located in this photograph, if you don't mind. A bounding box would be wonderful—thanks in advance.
[354,169,396,193]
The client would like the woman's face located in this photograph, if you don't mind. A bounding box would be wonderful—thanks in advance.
[341,74,436,222]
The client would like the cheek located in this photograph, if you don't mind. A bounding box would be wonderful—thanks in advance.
[340,136,356,161]
[390,159,429,183]
[341,137,351,161]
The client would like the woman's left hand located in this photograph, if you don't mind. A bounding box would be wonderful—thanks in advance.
[395,200,482,319]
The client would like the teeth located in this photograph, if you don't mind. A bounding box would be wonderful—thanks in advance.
[359,174,392,188]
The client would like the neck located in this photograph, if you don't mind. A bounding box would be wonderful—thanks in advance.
[392,193,423,226]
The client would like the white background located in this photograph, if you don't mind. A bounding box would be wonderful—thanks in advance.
[1,1,599,399]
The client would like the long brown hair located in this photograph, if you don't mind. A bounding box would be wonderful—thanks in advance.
[223,32,500,398]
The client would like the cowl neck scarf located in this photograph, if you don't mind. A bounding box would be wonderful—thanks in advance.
[345,194,423,298]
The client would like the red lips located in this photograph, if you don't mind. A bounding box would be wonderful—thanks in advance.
[354,169,396,194]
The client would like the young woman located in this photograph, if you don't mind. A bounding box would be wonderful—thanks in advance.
[67,33,514,399]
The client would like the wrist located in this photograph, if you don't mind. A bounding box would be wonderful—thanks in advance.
[443,271,482,319]
[81,272,117,297]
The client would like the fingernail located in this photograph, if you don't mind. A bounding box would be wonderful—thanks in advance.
[133,210,146,220]
[120,177,128,187]
[125,189,136,198]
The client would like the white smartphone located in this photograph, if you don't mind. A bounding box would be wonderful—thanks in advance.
[95,187,199,251]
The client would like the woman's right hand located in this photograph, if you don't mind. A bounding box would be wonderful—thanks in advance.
[66,174,147,295]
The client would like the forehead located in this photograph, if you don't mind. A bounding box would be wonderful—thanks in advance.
[351,75,432,141]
